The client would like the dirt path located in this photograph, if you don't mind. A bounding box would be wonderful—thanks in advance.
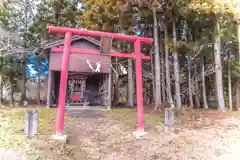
[64,110,240,160]
[0,148,24,160]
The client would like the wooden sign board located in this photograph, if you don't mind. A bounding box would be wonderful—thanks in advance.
[100,36,113,54]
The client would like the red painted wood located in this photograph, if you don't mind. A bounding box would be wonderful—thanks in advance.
[134,39,144,132]
[56,32,72,136]
[71,96,81,101]
[50,26,153,135]
[51,47,150,60]
[50,41,111,73]
[50,53,111,73]
[48,26,152,43]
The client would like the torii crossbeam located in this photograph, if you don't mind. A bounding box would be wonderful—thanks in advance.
[48,26,152,139]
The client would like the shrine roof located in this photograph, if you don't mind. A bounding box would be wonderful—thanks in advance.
[41,36,102,50]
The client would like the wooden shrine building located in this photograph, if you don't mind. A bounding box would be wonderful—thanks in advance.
[43,36,112,107]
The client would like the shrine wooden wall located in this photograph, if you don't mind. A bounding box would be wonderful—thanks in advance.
[49,40,111,73]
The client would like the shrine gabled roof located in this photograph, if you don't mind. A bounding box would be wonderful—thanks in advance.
[41,36,101,50]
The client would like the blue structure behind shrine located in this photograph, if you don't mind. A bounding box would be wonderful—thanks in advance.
[25,54,49,80]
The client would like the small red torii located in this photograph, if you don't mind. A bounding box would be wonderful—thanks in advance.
[48,26,152,139]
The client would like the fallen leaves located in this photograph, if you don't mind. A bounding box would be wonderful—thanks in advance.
[1,107,240,159]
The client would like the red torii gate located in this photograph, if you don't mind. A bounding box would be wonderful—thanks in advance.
[48,26,152,139]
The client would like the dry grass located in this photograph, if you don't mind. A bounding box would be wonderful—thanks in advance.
[0,107,80,159]
[0,107,59,148]
[102,108,164,128]
[0,107,27,148]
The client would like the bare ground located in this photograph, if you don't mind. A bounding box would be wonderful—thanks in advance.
[64,109,240,160]
[1,107,240,160]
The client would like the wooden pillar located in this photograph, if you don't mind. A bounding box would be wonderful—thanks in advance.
[107,72,112,109]
[47,70,53,107]
[236,87,240,111]
[134,39,144,132]
[127,59,134,107]
[102,74,107,106]
[236,23,240,111]
[80,77,84,98]
[56,32,72,136]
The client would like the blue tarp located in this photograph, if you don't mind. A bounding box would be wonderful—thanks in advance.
[25,54,49,79]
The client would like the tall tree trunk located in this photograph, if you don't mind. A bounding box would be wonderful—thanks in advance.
[228,58,233,111]
[164,15,175,130]
[201,57,208,109]
[194,65,200,108]
[37,58,41,105]
[21,0,28,105]
[0,55,3,106]
[161,55,166,102]
[172,19,182,110]
[153,7,162,110]
[187,58,193,108]
[195,82,201,108]
[236,23,240,111]
[164,17,174,109]
[187,29,193,108]
[21,73,27,104]
[20,60,27,105]
[127,59,134,107]
[150,49,156,104]
[160,29,166,102]
[144,82,148,104]
[0,75,2,106]
[10,79,14,107]
[214,20,226,112]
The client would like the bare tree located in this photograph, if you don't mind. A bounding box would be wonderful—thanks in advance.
[153,6,162,110]
[201,57,208,109]
[164,15,174,109]
[172,19,182,110]
[187,57,193,108]
[214,21,226,112]
[0,34,16,106]
[228,56,233,111]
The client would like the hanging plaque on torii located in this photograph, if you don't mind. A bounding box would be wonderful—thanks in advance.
[100,36,113,54]
[48,26,152,139]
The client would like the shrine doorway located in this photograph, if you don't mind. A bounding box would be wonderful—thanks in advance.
[51,71,110,107]
[85,73,108,106]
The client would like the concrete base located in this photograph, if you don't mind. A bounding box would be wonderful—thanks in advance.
[132,130,148,139]
[51,134,68,143]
